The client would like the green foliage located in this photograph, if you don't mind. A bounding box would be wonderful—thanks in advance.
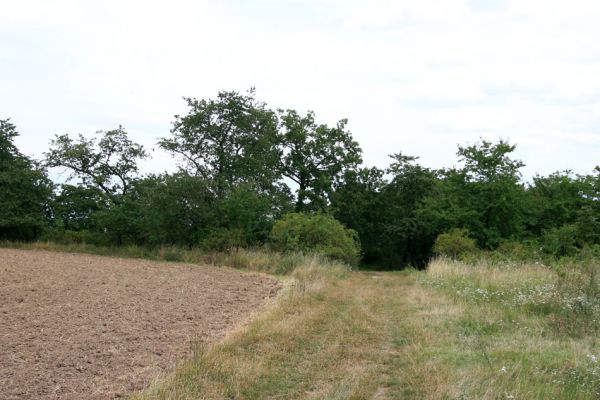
[0,119,53,240]
[129,173,219,246]
[331,167,387,263]
[542,225,580,258]
[46,126,147,201]
[420,140,527,249]
[52,185,106,231]
[526,171,589,235]
[4,94,600,270]
[158,89,281,194]
[278,109,362,212]
[269,213,361,265]
[218,182,292,245]
[201,228,247,251]
[332,155,438,268]
[457,139,524,182]
[433,229,477,259]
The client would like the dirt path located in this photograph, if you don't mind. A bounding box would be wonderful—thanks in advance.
[0,248,281,400]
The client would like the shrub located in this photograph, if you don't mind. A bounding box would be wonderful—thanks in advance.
[542,224,579,258]
[269,213,361,265]
[433,228,477,259]
[201,228,247,252]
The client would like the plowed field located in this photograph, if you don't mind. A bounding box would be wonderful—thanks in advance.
[0,248,281,399]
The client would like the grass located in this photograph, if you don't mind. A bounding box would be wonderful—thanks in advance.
[0,240,334,275]
[133,256,600,399]
[413,257,600,399]
[132,268,416,400]
[4,241,600,398]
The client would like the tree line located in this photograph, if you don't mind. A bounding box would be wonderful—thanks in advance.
[1,89,599,268]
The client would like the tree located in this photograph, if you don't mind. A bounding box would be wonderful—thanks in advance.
[432,228,477,259]
[377,154,437,267]
[577,167,600,244]
[158,89,281,195]
[46,126,147,203]
[0,119,53,240]
[278,109,362,212]
[420,139,527,249]
[45,126,147,244]
[525,171,588,236]
[52,184,106,231]
[331,167,387,263]
[126,173,219,247]
[457,139,524,182]
[331,154,439,268]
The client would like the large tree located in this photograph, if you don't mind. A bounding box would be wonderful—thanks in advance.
[46,126,147,204]
[278,109,362,212]
[45,126,147,244]
[420,139,527,248]
[0,119,53,240]
[158,89,281,195]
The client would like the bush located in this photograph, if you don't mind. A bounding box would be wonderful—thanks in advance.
[201,228,247,252]
[433,228,477,259]
[542,224,579,258]
[269,213,361,265]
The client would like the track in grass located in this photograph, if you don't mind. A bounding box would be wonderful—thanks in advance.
[0,248,281,400]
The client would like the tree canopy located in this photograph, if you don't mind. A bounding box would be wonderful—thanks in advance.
[0,119,53,240]
[2,89,599,268]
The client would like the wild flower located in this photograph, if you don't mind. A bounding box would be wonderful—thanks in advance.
[587,354,598,363]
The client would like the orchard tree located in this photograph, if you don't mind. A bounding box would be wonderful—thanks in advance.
[159,89,281,195]
[0,119,53,240]
[278,109,362,212]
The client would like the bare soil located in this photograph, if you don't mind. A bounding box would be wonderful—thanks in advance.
[0,248,281,399]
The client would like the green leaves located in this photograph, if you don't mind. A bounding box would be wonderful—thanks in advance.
[0,119,53,240]
[270,213,361,266]
[279,109,362,212]
[159,89,281,194]
[45,126,147,201]
[457,139,524,183]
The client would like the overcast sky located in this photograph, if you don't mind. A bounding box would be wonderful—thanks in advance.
[1,0,599,180]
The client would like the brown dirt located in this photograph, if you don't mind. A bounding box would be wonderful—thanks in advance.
[0,248,281,400]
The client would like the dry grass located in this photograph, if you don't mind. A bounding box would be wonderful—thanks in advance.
[0,241,337,275]
[132,262,385,400]
[133,256,600,399]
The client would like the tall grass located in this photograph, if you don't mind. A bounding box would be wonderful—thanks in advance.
[414,257,600,399]
[0,240,348,276]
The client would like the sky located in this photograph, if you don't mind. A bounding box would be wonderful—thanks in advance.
[1,0,599,180]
